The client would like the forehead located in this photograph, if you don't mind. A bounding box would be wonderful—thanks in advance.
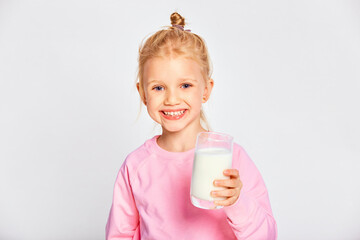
[143,56,203,80]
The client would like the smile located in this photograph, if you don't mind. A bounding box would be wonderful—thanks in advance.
[160,109,187,120]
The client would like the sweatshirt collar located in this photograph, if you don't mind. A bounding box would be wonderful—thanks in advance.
[148,135,195,160]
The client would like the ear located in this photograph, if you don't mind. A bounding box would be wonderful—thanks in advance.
[136,82,147,105]
[202,78,214,103]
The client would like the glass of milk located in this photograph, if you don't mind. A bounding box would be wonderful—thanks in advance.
[190,132,233,209]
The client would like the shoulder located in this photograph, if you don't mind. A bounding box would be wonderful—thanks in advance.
[233,142,246,155]
[233,142,251,163]
[232,142,258,172]
[232,142,267,189]
[120,136,157,175]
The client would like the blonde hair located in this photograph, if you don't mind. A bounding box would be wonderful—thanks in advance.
[136,12,213,130]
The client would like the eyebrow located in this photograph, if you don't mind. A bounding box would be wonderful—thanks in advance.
[179,78,198,82]
[147,80,162,85]
[147,78,198,85]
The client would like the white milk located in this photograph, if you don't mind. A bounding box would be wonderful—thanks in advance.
[190,147,233,202]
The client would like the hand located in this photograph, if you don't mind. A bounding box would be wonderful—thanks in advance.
[211,169,243,207]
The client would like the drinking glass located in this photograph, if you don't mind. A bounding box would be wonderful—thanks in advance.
[190,132,233,209]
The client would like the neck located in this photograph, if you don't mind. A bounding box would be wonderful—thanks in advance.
[157,122,207,152]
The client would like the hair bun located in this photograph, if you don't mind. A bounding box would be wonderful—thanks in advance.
[170,12,185,27]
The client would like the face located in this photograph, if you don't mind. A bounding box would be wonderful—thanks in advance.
[140,56,213,133]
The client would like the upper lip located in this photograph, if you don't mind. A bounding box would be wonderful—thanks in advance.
[160,109,186,112]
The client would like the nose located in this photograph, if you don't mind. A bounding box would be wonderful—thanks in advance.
[164,88,181,106]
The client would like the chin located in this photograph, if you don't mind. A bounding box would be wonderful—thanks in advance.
[162,125,186,133]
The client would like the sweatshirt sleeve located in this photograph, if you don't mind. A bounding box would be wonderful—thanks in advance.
[105,161,140,240]
[223,145,278,240]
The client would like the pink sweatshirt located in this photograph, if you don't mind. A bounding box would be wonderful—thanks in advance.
[106,135,277,239]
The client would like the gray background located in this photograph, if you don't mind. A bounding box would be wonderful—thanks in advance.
[1,0,359,239]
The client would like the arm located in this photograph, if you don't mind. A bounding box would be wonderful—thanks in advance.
[213,146,277,239]
[223,180,277,239]
[105,162,140,240]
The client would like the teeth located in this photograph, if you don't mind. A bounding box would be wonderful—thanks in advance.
[163,110,185,116]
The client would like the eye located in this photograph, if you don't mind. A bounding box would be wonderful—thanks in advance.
[153,86,164,91]
[181,83,192,89]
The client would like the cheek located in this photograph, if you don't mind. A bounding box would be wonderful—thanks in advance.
[145,95,161,112]
[145,93,157,104]
[145,100,160,122]
[186,91,204,108]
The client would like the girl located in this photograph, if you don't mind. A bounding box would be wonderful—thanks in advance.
[106,12,277,239]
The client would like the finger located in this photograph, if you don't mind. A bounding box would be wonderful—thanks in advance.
[213,179,240,188]
[211,188,238,198]
[223,169,239,178]
[214,196,238,207]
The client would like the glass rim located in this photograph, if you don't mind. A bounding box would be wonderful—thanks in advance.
[197,131,233,142]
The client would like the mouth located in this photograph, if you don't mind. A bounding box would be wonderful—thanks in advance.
[160,109,187,120]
